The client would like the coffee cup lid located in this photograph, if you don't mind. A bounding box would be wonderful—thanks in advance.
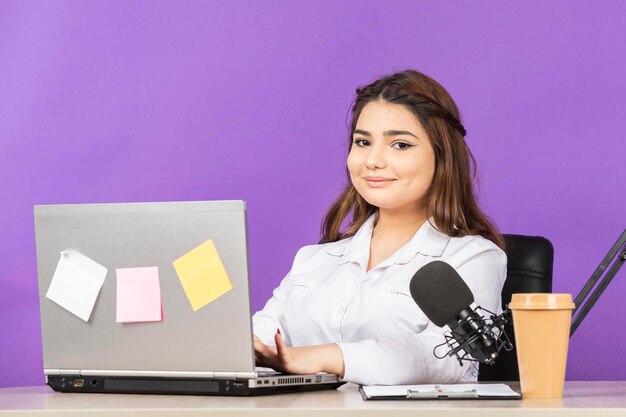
[508,293,575,310]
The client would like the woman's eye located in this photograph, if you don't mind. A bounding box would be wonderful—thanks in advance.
[393,142,412,150]
[353,139,369,147]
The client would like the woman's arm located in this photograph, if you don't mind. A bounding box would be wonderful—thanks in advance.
[252,244,324,346]
[252,270,293,346]
[254,331,345,377]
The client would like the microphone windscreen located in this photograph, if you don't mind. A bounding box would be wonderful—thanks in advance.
[409,261,474,327]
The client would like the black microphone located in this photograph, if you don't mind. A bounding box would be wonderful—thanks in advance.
[409,260,511,366]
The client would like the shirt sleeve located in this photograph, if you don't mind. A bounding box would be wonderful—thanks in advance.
[252,270,293,346]
[252,244,323,346]
[336,243,507,386]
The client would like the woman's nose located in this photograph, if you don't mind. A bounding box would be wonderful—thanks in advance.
[365,145,387,169]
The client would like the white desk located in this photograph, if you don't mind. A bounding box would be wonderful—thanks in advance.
[1,381,625,416]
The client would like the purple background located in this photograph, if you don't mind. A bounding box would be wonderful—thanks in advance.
[1,1,624,388]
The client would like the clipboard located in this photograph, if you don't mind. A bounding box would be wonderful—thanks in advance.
[359,383,522,400]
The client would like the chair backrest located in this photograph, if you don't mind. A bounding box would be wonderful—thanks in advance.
[478,234,554,381]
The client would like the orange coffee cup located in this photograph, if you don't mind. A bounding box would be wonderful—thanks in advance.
[508,293,575,398]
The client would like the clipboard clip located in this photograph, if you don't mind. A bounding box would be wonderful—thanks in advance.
[406,385,479,399]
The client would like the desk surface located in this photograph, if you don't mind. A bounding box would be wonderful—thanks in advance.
[1,381,626,416]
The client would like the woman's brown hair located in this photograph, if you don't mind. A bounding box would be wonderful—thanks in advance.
[320,69,505,250]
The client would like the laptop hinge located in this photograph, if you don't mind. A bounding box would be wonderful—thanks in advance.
[44,369,60,376]
[79,370,219,378]
[212,372,256,379]
[213,372,237,379]
[46,369,257,379]
[45,369,81,376]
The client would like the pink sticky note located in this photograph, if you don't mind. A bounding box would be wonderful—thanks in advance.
[116,266,163,323]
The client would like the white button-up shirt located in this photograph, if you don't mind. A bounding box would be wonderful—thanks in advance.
[252,212,507,386]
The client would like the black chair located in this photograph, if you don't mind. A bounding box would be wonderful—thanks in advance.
[478,234,554,381]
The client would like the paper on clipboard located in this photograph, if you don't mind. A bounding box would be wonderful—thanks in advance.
[360,383,521,400]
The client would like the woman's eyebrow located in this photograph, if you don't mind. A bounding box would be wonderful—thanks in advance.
[353,129,419,139]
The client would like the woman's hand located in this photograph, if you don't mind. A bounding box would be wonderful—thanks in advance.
[254,330,345,377]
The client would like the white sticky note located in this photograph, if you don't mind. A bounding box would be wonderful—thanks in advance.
[45,250,108,322]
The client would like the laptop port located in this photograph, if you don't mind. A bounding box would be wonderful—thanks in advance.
[73,379,84,388]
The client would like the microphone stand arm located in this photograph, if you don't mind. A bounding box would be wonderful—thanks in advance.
[570,228,626,337]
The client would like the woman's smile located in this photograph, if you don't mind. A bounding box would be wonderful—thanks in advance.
[363,177,396,188]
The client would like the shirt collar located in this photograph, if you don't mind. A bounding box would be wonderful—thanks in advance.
[325,212,450,268]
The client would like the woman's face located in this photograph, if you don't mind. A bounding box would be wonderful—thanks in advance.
[347,100,436,212]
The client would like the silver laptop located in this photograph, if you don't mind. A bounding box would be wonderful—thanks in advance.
[34,200,343,395]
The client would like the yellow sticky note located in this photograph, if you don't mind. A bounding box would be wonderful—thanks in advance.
[172,239,233,311]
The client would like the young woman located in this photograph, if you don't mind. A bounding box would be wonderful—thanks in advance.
[252,70,507,386]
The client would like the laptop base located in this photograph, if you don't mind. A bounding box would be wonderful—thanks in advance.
[47,375,346,396]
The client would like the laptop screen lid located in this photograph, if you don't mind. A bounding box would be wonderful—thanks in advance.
[34,200,257,378]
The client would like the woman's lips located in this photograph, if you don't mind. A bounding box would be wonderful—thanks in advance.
[364,178,395,188]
